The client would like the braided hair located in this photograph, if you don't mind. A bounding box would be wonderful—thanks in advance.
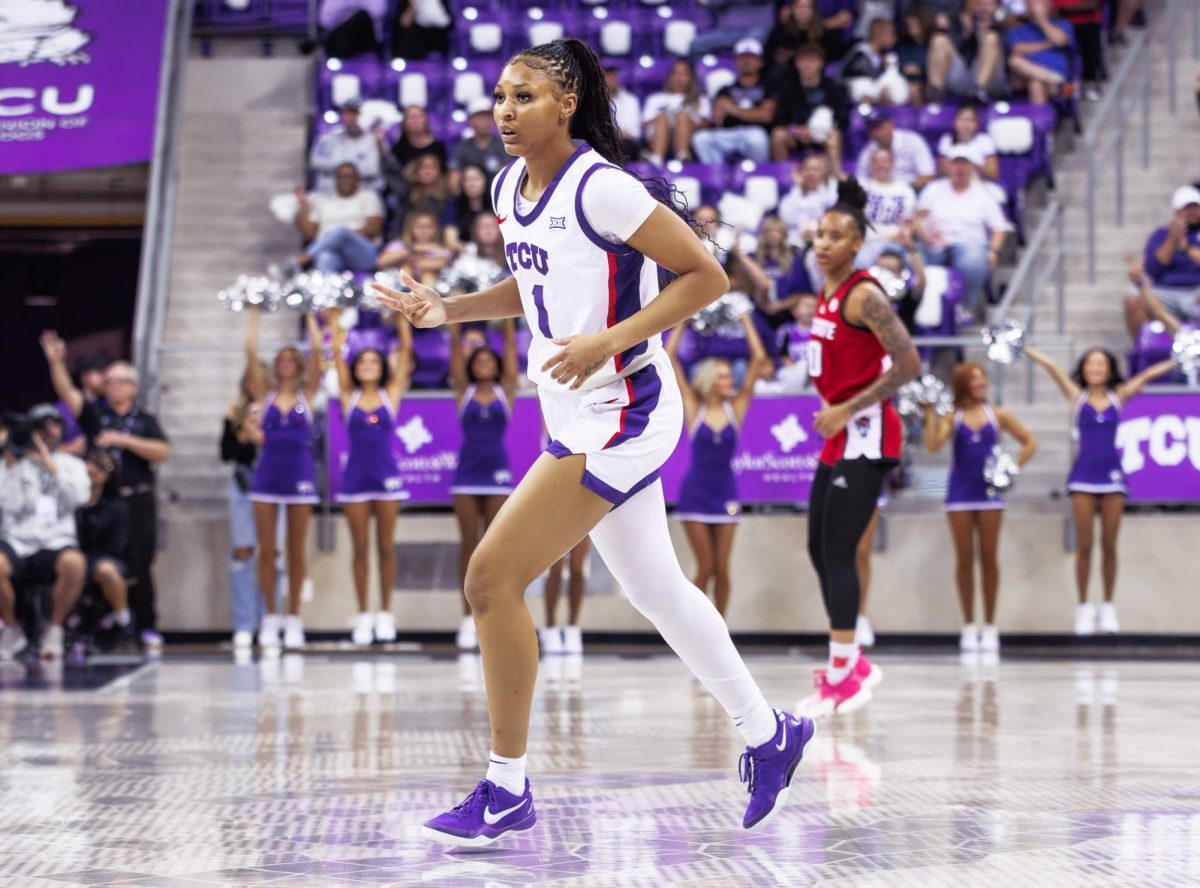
[827,176,871,238]
[510,38,627,166]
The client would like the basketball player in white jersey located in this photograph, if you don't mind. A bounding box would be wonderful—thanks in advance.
[372,38,815,849]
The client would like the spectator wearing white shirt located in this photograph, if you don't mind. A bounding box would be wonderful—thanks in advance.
[916,146,1012,316]
[642,59,711,164]
[936,104,999,181]
[778,151,840,243]
[860,146,918,265]
[0,405,91,660]
[294,163,385,273]
[604,65,643,160]
[855,110,935,189]
[692,39,776,165]
[309,97,382,194]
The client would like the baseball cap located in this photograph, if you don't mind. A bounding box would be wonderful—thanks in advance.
[879,243,908,260]
[866,108,891,129]
[1172,185,1200,209]
[340,95,363,111]
[734,37,763,56]
[28,403,63,425]
[943,144,976,162]
[467,96,493,117]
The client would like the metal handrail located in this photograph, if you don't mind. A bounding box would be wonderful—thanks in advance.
[132,0,192,414]
[993,199,1065,332]
[1082,30,1153,283]
[1165,0,1200,114]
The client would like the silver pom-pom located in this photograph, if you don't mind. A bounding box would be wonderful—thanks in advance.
[983,445,1020,492]
[291,270,362,311]
[218,274,284,312]
[1171,327,1200,374]
[896,373,953,418]
[691,291,754,335]
[868,264,913,301]
[982,319,1026,365]
[436,245,507,296]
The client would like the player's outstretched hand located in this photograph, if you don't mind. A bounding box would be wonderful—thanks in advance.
[370,270,447,328]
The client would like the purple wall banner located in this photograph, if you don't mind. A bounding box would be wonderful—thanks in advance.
[327,394,824,507]
[0,0,171,174]
[1116,392,1200,503]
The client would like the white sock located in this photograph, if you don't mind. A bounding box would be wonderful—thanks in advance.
[113,608,131,627]
[730,700,780,748]
[827,641,859,685]
[485,750,526,795]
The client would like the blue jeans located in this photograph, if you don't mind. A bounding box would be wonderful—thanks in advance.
[692,127,770,164]
[228,472,266,634]
[922,242,990,314]
[308,225,378,273]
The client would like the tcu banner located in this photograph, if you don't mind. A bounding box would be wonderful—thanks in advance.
[327,395,824,506]
[1116,392,1200,503]
[0,0,171,174]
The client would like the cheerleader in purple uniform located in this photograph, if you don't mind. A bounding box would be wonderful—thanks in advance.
[665,313,771,618]
[243,308,324,650]
[450,319,520,650]
[925,363,1036,653]
[331,310,413,646]
[1027,346,1174,636]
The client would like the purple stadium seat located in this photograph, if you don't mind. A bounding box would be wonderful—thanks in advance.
[1129,321,1174,376]
[457,10,510,58]
[630,56,677,102]
[345,326,391,360]
[522,9,582,50]
[383,59,448,112]
[666,161,729,209]
[319,58,384,113]
[915,103,959,150]
[411,328,452,389]
[193,0,311,35]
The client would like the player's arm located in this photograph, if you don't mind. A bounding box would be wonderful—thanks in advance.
[371,271,523,326]
[814,283,921,437]
[544,205,729,388]
[996,406,1038,467]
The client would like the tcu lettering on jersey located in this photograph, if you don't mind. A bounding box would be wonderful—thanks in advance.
[504,242,549,275]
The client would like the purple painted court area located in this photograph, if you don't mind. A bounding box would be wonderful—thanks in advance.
[0,0,170,174]
[327,394,825,506]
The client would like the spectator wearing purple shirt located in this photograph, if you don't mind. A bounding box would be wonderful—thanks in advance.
[1128,186,1200,329]
[1006,0,1075,105]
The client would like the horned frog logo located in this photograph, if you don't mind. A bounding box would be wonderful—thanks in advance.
[770,414,809,453]
[0,0,93,67]
[396,415,433,454]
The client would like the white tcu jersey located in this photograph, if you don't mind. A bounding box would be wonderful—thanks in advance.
[493,143,662,391]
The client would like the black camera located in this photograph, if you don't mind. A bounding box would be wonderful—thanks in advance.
[2,412,34,456]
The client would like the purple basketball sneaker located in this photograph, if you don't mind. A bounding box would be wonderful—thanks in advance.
[740,710,816,830]
[421,779,537,849]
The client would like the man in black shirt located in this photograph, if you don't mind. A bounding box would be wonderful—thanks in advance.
[44,339,170,650]
[768,42,851,160]
[693,38,777,165]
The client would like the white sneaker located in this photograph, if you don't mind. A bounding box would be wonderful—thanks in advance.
[258,614,283,650]
[562,625,583,655]
[455,616,477,651]
[959,625,980,652]
[283,615,305,649]
[855,614,875,648]
[374,611,397,643]
[40,624,65,660]
[351,612,374,646]
[1098,603,1120,635]
[979,624,1000,652]
[1074,603,1097,636]
[539,625,564,656]
[233,630,253,650]
[0,625,28,660]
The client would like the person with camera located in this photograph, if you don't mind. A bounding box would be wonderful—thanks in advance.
[41,332,171,652]
[0,406,91,660]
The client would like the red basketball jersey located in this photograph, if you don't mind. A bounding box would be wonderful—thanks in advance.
[809,269,903,466]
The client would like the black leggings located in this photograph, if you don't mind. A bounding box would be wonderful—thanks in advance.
[808,460,891,632]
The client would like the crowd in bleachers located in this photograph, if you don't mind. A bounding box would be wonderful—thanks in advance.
[278,0,1140,389]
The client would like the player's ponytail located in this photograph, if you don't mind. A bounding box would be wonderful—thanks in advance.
[830,176,871,237]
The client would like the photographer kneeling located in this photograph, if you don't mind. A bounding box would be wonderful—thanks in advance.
[0,405,91,660]
[78,450,135,650]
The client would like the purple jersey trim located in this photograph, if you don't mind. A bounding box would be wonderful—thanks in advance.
[581,466,661,507]
[513,142,591,227]
[575,162,637,256]
[492,158,517,211]
[603,362,662,451]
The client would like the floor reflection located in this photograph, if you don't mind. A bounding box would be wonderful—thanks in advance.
[0,654,1197,885]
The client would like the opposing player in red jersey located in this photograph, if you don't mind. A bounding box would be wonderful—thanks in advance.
[796,179,921,718]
